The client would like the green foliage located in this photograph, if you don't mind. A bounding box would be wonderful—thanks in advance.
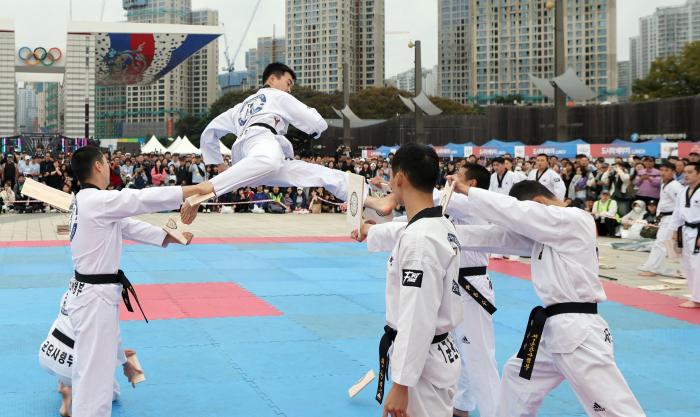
[632,41,700,100]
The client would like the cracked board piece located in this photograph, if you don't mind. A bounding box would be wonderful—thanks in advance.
[21,178,72,211]
[348,369,375,398]
[659,278,686,285]
[346,174,365,233]
[186,192,216,206]
[439,181,454,216]
[162,216,189,245]
[126,353,146,387]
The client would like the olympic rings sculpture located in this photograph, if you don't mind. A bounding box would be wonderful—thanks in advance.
[18,47,63,67]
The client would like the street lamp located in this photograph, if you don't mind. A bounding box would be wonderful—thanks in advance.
[546,0,567,141]
[408,40,425,144]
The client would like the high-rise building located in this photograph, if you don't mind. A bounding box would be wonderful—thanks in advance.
[246,37,287,89]
[387,66,437,96]
[629,0,700,81]
[64,33,96,138]
[94,0,219,138]
[33,82,61,133]
[16,84,37,133]
[438,0,617,104]
[190,9,219,117]
[617,60,630,101]
[285,0,385,93]
[0,19,16,137]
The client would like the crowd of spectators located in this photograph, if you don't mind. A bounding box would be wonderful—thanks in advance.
[1,145,698,238]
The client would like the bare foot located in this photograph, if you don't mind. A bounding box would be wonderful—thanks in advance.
[638,271,657,277]
[59,385,72,417]
[679,301,700,308]
[364,194,396,216]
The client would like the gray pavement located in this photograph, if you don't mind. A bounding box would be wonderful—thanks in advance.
[0,211,690,300]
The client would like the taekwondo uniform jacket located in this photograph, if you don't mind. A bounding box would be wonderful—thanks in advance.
[528,168,566,200]
[489,170,522,196]
[200,87,328,166]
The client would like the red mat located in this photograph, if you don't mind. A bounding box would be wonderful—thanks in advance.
[119,282,282,321]
[488,259,700,325]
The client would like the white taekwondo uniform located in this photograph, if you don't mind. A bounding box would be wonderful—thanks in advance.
[640,179,683,275]
[367,189,500,417]
[528,168,566,200]
[200,87,349,200]
[373,206,462,417]
[669,184,700,302]
[489,170,522,196]
[456,188,645,417]
[58,185,185,417]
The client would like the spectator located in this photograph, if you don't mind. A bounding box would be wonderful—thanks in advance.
[40,154,53,182]
[283,192,294,212]
[177,160,191,185]
[675,159,686,184]
[109,158,123,189]
[252,186,268,213]
[267,186,285,214]
[233,189,251,213]
[291,187,308,210]
[583,196,595,214]
[19,155,32,177]
[190,156,206,184]
[2,154,20,189]
[28,156,41,179]
[308,190,322,214]
[602,162,632,215]
[46,161,63,190]
[633,156,661,205]
[620,200,647,239]
[592,190,619,237]
[644,199,658,224]
[166,165,178,185]
[120,158,134,183]
[569,166,589,200]
[0,181,15,213]
[151,160,167,186]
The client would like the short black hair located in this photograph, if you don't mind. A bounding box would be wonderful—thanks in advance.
[576,154,589,160]
[262,63,297,85]
[70,146,104,185]
[463,163,490,190]
[509,180,556,201]
[536,153,548,159]
[659,161,675,170]
[687,162,700,173]
[492,157,505,164]
[391,143,439,193]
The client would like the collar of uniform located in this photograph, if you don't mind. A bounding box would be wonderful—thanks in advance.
[406,206,443,228]
[79,183,100,191]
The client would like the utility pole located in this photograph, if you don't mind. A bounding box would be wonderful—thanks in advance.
[549,0,567,141]
[341,58,352,148]
[410,40,425,144]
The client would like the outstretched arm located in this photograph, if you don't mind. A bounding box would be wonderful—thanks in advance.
[200,105,242,166]
[278,93,328,138]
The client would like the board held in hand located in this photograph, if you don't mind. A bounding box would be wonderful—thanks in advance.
[21,178,72,212]
[186,192,216,206]
[162,216,189,245]
[126,353,146,387]
[439,181,455,215]
[346,174,365,233]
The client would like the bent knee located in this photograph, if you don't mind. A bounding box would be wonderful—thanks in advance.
[256,153,283,175]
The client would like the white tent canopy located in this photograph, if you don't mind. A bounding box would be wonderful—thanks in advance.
[219,140,232,156]
[170,135,201,155]
[167,136,182,153]
[141,135,167,154]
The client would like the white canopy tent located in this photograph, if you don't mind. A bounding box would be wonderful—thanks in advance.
[167,136,182,153]
[141,135,167,154]
[219,141,232,156]
[170,135,201,155]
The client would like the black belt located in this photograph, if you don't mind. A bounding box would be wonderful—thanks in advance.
[52,328,75,349]
[677,222,700,254]
[376,325,448,404]
[516,302,597,380]
[458,267,496,315]
[74,270,148,322]
[659,211,673,217]
[250,123,278,135]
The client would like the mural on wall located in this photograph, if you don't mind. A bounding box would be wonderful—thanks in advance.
[94,32,218,86]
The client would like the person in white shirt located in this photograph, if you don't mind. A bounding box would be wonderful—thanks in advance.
[447,178,645,417]
[19,155,32,176]
[527,153,566,199]
[489,156,522,195]
[363,163,501,417]
[188,63,351,215]
[669,162,700,308]
[639,161,684,276]
[353,144,462,417]
[47,146,211,417]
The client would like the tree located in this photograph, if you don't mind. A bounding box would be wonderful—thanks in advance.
[632,40,700,100]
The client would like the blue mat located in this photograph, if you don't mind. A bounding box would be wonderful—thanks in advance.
[1,242,698,416]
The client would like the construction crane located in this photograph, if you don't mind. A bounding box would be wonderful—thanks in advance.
[221,0,263,73]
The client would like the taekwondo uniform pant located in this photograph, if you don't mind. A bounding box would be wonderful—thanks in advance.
[496,317,645,417]
[63,280,125,417]
[640,216,676,275]
[391,337,461,417]
[679,228,700,302]
[210,129,349,200]
[452,274,500,417]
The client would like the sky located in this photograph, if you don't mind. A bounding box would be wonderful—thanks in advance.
[3,0,688,77]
